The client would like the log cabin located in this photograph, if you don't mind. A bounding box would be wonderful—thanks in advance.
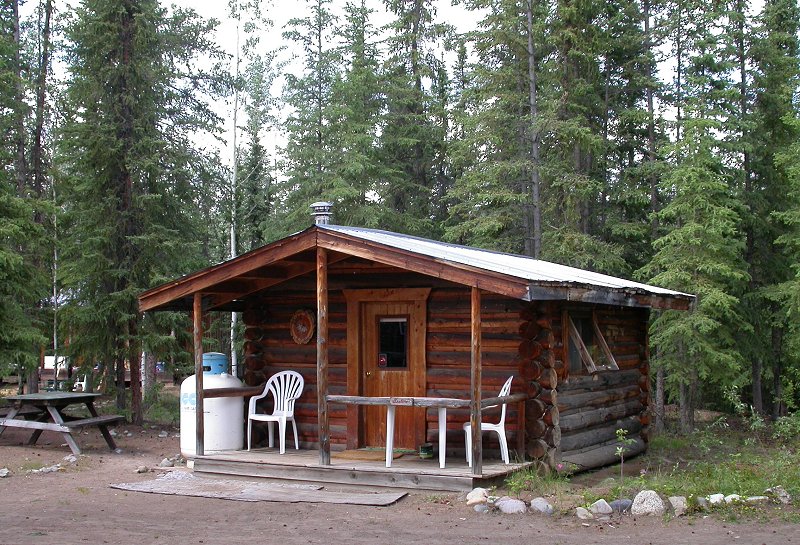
[138,207,693,490]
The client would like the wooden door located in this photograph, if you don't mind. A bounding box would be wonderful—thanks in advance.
[343,288,429,450]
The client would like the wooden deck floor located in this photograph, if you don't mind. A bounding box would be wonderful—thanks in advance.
[192,448,534,492]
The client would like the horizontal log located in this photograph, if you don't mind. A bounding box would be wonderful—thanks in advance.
[559,415,642,452]
[538,349,555,368]
[557,369,642,393]
[543,405,559,427]
[544,425,561,448]
[527,380,542,399]
[527,418,547,438]
[527,438,549,459]
[558,384,641,415]
[204,385,265,399]
[527,398,547,419]
[519,339,542,359]
[538,388,557,406]
[536,330,554,349]
[519,320,542,339]
[558,399,644,433]
[538,368,557,390]
[244,327,265,341]
[561,436,646,471]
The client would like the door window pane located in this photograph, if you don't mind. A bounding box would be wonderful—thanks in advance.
[378,317,408,369]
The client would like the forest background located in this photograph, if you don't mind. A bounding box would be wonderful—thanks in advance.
[1,0,799,435]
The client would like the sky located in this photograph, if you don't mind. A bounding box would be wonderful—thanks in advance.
[175,0,479,162]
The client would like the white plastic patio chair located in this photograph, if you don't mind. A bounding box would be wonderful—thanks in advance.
[463,375,514,466]
[247,370,304,454]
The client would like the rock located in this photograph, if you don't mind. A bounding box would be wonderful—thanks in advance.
[724,494,742,504]
[109,430,118,437]
[158,458,174,468]
[745,496,769,504]
[695,497,710,511]
[32,464,61,474]
[707,493,725,505]
[530,497,554,515]
[631,490,666,516]
[158,430,169,438]
[63,454,78,464]
[495,496,527,514]
[466,487,488,506]
[609,499,632,513]
[668,496,688,517]
[136,466,149,474]
[576,507,594,520]
[473,504,490,514]
[114,448,123,454]
[589,499,613,516]
[765,486,792,505]
[0,468,9,478]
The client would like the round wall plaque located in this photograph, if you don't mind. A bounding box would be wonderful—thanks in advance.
[290,309,315,344]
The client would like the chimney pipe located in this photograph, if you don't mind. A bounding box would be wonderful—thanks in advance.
[310,201,333,225]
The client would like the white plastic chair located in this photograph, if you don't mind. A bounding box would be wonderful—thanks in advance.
[463,375,514,466]
[247,370,304,454]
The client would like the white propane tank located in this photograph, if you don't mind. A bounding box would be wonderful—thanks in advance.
[180,353,244,458]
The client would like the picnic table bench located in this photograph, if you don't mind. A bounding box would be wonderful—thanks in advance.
[0,392,125,455]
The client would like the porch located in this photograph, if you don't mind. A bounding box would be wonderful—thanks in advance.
[192,448,535,492]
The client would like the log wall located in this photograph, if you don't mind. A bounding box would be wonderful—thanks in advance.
[241,268,524,457]
[241,261,652,471]
[556,306,651,470]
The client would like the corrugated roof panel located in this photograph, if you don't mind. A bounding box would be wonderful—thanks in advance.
[323,225,690,298]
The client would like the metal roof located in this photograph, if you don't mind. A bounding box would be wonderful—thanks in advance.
[321,225,691,299]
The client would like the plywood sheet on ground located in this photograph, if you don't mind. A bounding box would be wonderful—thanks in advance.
[111,471,407,506]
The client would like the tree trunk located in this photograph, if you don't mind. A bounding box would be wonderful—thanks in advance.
[525,0,542,259]
[129,321,143,425]
[772,326,784,419]
[678,342,695,433]
[654,365,665,434]
[644,0,658,236]
[12,0,27,196]
[751,357,763,415]
[31,0,53,205]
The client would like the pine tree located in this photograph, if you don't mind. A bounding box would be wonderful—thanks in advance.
[445,0,543,252]
[377,0,447,236]
[761,0,800,417]
[279,0,339,232]
[57,0,226,420]
[0,0,48,384]
[323,0,386,228]
[641,0,750,431]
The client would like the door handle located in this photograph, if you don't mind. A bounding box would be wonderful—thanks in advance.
[366,372,372,377]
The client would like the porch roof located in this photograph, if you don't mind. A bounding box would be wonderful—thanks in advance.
[138,224,694,313]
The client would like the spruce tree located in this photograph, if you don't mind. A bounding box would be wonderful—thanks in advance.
[641,0,750,431]
[57,0,225,419]
[280,0,339,232]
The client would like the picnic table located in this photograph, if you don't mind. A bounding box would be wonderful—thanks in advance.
[0,392,125,455]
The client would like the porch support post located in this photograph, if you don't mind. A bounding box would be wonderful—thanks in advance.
[193,292,204,457]
[470,286,482,476]
[317,247,331,465]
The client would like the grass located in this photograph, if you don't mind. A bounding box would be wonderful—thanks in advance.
[505,415,800,520]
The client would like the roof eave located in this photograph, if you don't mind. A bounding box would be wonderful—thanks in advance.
[526,284,695,310]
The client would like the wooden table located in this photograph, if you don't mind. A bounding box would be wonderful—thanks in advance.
[0,392,125,455]
[327,394,527,469]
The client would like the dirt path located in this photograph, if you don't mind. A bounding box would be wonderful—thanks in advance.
[0,425,794,545]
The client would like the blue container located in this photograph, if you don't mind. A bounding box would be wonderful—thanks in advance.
[202,352,228,375]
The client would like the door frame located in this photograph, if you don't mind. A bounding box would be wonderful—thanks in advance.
[342,288,430,449]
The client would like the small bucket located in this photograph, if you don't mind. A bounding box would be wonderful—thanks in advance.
[419,443,434,459]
